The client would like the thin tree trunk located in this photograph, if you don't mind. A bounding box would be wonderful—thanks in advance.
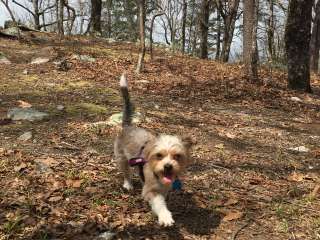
[150,12,165,60]
[32,0,40,30]
[215,10,221,60]
[135,0,146,74]
[199,0,210,59]
[57,0,64,36]
[285,0,313,92]
[243,0,259,82]
[267,0,275,61]
[0,0,16,23]
[181,0,187,54]
[310,0,320,73]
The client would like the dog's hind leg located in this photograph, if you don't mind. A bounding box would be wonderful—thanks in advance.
[117,156,133,190]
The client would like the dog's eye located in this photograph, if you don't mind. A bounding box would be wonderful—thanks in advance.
[156,153,163,160]
[173,154,182,161]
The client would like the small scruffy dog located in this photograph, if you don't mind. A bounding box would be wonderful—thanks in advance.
[114,74,192,226]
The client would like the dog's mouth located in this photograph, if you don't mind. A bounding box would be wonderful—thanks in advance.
[162,168,175,185]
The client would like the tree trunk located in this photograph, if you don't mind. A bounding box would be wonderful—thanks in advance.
[0,0,17,23]
[219,0,240,62]
[243,0,259,82]
[199,0,210,59]
[90,0,102,34]
[32,0,40,30]
[135,0,146,74]
[181,0,187,54]
[150,12,165,60]
[215,10,221,60]
[57,0,64,36]
[266,0,275,61]
[285,0,313,92]
[310,0,320,73]
[106,0,112,38]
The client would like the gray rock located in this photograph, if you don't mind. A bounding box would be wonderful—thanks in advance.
[18,131,32,141]
[31,57,50,64]
[94,231,116,240]
[288,146,310,153]
[71,54,96,62]
[7,108,49,121]
[56,105,65,111]
[2,26,20,37]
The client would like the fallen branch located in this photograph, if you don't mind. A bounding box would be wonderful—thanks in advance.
[231,219,253,240]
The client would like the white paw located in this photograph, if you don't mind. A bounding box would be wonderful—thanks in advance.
[158,211,175,227]
[123,180,133,190]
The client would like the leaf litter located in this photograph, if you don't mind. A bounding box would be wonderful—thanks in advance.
[0,33,320,239]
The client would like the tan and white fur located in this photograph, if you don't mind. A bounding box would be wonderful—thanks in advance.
[114,74,192,226]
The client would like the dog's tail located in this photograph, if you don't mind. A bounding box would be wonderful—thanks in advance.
[120,74,134,127]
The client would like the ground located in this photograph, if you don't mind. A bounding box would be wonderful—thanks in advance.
[0,32,320,240]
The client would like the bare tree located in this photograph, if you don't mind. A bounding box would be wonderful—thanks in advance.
[1,0,17,23]
[243,0,259,82]
[150,12,165,60]
[217,0,241,62]
[136,0,146,73]
[199,0,211,59]
[181,0,187,53]
[12,0,56,30]
[285,0,313,92]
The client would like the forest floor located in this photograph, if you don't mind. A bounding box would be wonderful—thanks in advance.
[0,32,320,240]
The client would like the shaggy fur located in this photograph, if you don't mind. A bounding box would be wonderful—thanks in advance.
[114,74,192,226]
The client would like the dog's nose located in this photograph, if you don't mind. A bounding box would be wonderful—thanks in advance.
[164,164,173,171]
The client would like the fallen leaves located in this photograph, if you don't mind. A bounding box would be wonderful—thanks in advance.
[222,211,244,222]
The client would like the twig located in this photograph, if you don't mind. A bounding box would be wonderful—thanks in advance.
[231,219,252,240]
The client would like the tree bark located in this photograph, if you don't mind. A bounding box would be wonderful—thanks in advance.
[215,9,221,60]
[310,0,320,73]
[135,0,146,74]
[58,0,64,36]
[285,0,313,92]
[243,0,259,82]
[181,0,187,54]
[219,0,240,62]
[90,0,102,35]
[199,0,210,59]
[267,0,275,61]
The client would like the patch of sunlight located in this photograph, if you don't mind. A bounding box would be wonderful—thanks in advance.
[66,102,108,115]
[21,74,39,82]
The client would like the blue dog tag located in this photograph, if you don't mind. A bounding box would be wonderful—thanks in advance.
[172,179,182,190]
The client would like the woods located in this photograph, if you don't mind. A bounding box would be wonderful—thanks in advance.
[1,0,319,90]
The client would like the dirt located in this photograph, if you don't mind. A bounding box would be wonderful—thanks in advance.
[0,33,320,240]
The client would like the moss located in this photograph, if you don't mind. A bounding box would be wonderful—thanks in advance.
[66,102,108,116]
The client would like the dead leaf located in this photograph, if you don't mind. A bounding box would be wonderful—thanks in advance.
[287,172,305,182]
[17,100,32,108]
[35,157,59,167]
[214,143,224,149]
[66,179,83,188]
[48,196,63,202]
[310,185,320,198]
[222,211,244,221]
[224,198,239,206]
[225,132,236,139]
[14,163,27,172]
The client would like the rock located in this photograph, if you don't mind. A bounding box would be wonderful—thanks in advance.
[7,108,49,121]
[94,231,116,240]
[107,112,142,126]
[56,105,65,111]
[4,20,16,29]
[290,97,303,102]
[71,54,96,62]
[31,57,50,64]
[289,146,310,153]
[2,27,20,37]
[18,131,32,141]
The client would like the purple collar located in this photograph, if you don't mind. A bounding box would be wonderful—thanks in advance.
[128,157,147,166]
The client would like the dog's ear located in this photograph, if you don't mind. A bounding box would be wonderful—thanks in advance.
[181,136,195,149]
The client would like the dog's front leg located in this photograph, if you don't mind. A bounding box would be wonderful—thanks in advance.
[149,194,174,226]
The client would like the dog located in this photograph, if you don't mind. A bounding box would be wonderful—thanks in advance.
[114,74,192,226]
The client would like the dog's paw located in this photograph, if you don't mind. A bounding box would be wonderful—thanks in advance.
[123,180,133,190]
[158,211,174,227]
